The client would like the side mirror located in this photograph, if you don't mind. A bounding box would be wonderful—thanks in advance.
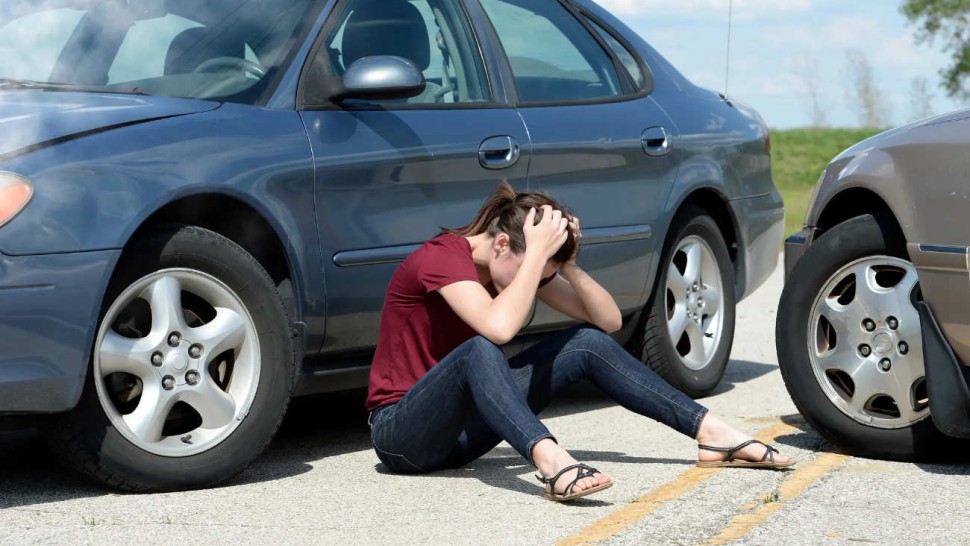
[329,56,426,102]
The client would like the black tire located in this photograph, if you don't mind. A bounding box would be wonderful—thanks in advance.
[48,226,295,491]
[777,214,957,461]
[633,205,736,398]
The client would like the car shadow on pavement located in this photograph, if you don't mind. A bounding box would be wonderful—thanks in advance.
[0,390,376,508]
[235,389,374,486]
[0,362,795,508]
[916,461,970,475]
[373,446,692,506]
[0,428,107,508]
[771,413,840,454]
[707,359,779,396]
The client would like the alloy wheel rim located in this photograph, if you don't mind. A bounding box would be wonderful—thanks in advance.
[807,256,928,429]
[94,268,260,457]
[664,235,725,371]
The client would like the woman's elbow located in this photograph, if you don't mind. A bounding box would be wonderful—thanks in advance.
[598,312,622,334]
[601,318,622,335]
[477,321,518,346]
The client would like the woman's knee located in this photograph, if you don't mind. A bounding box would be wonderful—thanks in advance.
[569,324,617,349]
[462,336,507,361]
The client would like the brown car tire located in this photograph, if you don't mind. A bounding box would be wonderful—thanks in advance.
[777,214,966,461]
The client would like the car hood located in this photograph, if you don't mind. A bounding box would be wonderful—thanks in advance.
[0,91,220,159]
[834,107,970,162]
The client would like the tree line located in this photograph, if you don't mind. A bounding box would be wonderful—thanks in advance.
[794,0,968,128]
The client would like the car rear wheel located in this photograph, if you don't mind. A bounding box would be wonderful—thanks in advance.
[634,205,736,398]
[777,214,956,461]
[49,225,295,491]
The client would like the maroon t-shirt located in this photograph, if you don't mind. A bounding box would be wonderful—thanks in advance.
[366,234,480,410]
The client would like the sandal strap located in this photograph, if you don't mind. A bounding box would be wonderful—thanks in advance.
[535,463,600,496]
[698,439,779,462]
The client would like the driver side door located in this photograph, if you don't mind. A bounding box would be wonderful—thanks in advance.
[298,0,531,356]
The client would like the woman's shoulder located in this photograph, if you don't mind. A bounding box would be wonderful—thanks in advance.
[403,233,477,290]
[398,233,471,272]
[426,233,470,252]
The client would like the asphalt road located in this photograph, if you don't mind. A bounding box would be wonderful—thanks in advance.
[2,261,969,545]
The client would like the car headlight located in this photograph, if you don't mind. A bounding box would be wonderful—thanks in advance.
[0,173,33,228]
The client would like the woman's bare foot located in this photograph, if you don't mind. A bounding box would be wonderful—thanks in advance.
[531,439,612,496]
[695,413,792,465]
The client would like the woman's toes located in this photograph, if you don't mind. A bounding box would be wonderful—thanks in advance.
[573,477,593,492]
[580,473,610,491]
[739,443,789,463]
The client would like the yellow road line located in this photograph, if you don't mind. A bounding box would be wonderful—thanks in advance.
[702,451,848,545]
[557,421,798,546]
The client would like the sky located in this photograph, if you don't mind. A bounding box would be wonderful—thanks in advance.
[594,0,968,129]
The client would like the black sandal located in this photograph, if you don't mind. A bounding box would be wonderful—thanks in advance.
[535,463,613,502]
[697,439,795,469]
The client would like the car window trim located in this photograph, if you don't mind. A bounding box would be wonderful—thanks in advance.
[558,0,635,95]
[573,7,655,96]
[296,0,502,111]
[248,1,330,107]
[469,0,652,107]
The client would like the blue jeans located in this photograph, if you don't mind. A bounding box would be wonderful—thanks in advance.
[369,325,708,474]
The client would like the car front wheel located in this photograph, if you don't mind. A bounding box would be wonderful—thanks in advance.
[634,205,736,398]
[777,214,956,461]
[49,225,295,491]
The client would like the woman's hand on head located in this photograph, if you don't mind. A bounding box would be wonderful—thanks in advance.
[566,215,581,265]
[524,205,569,261]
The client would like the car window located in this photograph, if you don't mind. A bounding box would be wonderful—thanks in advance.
[584,17,645,90]
[319,0,490,105]
[0,9,84,81]
[479,0,622,103]
[0,1,320,104]
[108,15,202,85]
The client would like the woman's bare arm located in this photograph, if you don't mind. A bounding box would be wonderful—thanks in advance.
[438,206,569,345]
[536,217,622,333]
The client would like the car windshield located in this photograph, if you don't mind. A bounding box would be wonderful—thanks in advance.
[0,0,320,103]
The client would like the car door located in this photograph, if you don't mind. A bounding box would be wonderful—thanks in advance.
[298,0,530,356]
[476,0,679,330]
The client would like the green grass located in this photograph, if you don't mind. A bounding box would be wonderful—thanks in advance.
[771,128,884,237]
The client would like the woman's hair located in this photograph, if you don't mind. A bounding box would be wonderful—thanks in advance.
[442,181,578,264]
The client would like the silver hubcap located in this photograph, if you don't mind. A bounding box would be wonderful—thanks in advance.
[808,256,927,428]
[94,269,260,456]
[664,235,725,371]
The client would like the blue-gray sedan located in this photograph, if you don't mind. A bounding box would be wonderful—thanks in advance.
[0,0,782,490]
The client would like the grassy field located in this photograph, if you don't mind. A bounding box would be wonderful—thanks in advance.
[770,128,883,237]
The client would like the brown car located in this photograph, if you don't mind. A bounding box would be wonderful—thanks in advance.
[779,110,970,461]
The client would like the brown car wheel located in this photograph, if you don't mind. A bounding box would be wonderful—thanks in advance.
[777,214,967,461]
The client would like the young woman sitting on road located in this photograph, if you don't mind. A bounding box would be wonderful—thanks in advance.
[366,182,793,502]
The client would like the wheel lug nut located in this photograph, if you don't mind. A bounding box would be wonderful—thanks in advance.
[887,316,898,330]
[862,319,876,332]
[168,332,182,347]
[859,344,872,357]
[151,352,163,367]
[692,282,699,292]
[879,358,892,372]
[162,375,176,390]
[898,342,909,355]
[185,370,200,385]
[188,344,203,359]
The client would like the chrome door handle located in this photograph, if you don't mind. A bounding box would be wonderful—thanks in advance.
[641,126,672,157]
[478,136,521,169]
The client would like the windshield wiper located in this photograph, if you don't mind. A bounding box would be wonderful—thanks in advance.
[0,78,148,95]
